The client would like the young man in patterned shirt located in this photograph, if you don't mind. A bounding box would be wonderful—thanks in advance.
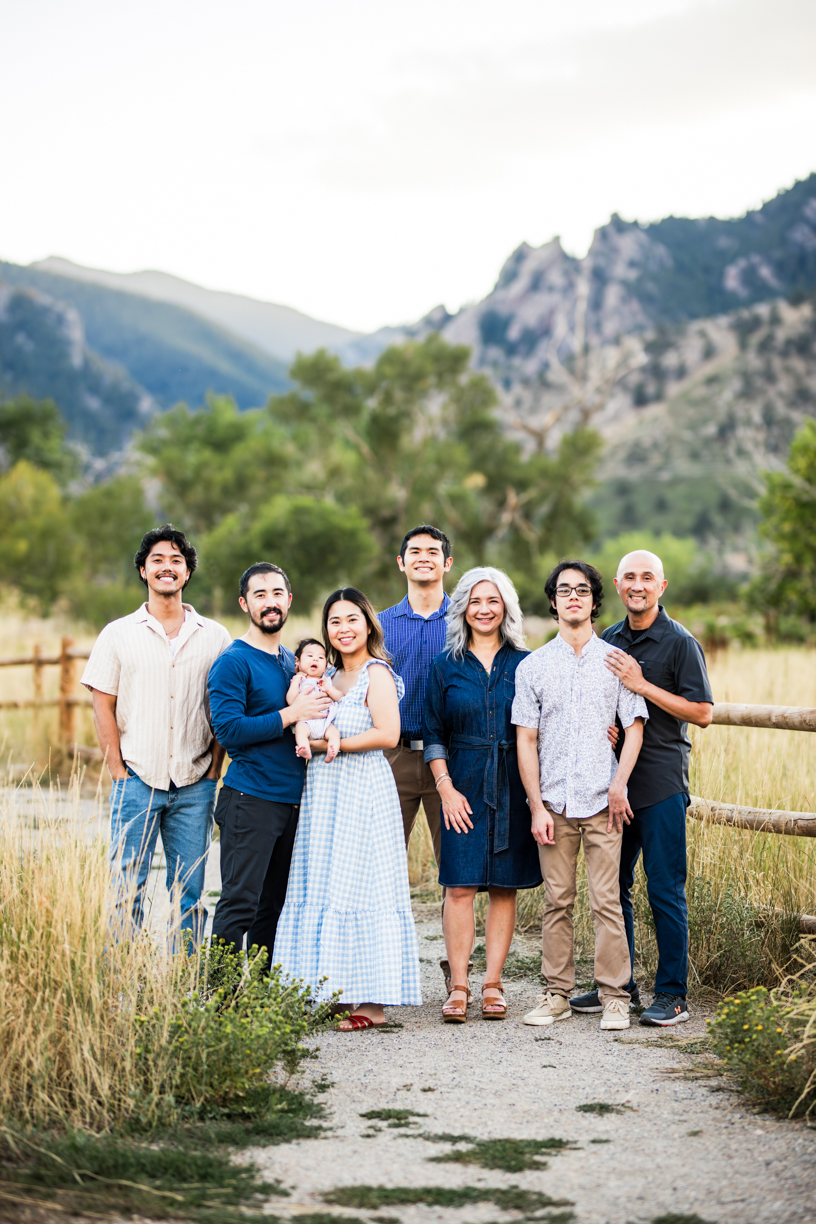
[513,561,648,1031]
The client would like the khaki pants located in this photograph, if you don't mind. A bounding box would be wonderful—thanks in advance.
[539,806,630,1003]
[384,745,442,867]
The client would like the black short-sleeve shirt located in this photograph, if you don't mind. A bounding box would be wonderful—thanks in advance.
[602,606,713,810]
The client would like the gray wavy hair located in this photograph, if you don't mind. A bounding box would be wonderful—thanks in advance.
[445,566,527,659]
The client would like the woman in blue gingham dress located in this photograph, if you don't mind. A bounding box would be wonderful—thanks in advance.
[274,588,422,1028]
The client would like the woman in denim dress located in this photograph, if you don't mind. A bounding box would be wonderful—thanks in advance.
[423,567,541,1023]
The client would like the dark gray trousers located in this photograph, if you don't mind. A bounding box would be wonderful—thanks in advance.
[211,785,299,966]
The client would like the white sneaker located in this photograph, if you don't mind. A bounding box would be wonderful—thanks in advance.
[600,997,630,1030]
[523,991,572,1026]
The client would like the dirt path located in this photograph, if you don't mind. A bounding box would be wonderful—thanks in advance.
[249,910,816,1224]
[15,798,815,1223]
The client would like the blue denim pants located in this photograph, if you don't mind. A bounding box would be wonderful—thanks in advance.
[109,769,217,944]
[619,791,690,997]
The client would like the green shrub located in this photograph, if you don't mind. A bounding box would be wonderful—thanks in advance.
[131,941,336,1127]
[709,982,816,1116]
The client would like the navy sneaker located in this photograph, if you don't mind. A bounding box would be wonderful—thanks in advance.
[569,983,641,1013]
[639,992,690,1026]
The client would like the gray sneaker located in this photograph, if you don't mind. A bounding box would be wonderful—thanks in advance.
[523,991,572,1026]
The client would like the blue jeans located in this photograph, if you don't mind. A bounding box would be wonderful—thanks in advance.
[109,769,217,945]
[619,791,689,997]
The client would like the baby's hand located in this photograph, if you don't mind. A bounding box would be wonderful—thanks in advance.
[286,673,301,705]
[320,676,344,701]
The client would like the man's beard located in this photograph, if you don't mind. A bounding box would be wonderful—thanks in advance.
[251,606,288,634]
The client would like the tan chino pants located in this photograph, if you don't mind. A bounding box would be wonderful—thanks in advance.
[538,805,630,1003]
[384,744,442,867]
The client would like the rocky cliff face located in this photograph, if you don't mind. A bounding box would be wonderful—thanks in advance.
[0,283,155,454]
[342,173,816,387]
[338,175,816,555]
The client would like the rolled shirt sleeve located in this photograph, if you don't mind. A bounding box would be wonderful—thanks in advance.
[510,659,541,729]
[617,684,649,729]
[422,659,450,763]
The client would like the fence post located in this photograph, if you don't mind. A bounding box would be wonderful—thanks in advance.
[59,637,76,751]
[32,643,43,737]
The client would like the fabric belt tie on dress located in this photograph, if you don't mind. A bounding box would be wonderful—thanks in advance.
[449,734,514,853]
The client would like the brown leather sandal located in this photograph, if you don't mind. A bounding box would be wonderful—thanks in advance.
[442,986,469,1023]
[481,980,507,1020]
[440,958,474,1005]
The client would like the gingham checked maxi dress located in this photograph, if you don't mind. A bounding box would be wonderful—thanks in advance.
[274,659,422,1006]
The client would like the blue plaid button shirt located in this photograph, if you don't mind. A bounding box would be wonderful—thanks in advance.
[379,593,450,737]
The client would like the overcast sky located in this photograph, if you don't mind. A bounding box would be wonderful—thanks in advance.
[2,0,815,332]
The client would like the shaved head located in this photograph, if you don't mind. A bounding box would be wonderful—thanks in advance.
[617,550,665,580]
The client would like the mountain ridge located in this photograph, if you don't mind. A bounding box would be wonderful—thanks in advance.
[31,257,361,364]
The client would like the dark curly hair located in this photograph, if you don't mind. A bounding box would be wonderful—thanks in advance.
[134,525,197,588]
[544,559,603,622]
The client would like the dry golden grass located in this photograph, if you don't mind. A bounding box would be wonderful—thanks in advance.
[0,776,195,1130]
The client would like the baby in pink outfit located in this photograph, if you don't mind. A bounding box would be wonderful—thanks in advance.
[286,638,345,762]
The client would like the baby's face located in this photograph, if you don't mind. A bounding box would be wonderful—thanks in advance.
[298,645,327,677]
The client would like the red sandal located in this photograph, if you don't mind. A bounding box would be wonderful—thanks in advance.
[337,1013,381,1031]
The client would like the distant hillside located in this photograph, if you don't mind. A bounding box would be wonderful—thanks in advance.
[0,282,153,453]
[0,262,290,412]
[588,298,816,562]
[32,257,361,364]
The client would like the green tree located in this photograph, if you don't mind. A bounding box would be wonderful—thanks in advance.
[137,395,292,533]
[0,394,78,485]
[751,418,816,623]
[0,460,76,605]
[271,335,600,603]
[200,496,376,615]
[67,474,158,626]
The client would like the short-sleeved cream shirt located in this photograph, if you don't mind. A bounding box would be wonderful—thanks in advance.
[81,603,232,790]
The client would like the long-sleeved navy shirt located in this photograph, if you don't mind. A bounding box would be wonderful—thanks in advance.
[208,639,305,804]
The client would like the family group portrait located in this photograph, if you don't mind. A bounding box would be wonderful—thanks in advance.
[3,1,816,1221]
[85,522,711,1037]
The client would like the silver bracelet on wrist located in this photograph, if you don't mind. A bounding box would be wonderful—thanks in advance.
[434,773,451,789]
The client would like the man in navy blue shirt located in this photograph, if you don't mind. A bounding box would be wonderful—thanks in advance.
[380,525,453,867]
[208,563,330,963]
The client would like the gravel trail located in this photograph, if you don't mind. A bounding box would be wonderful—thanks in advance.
[250,908,816,1224]
[13,797,814,1223]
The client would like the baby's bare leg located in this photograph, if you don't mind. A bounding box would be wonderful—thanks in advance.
[325,724,341,763]
[295,721,312,760]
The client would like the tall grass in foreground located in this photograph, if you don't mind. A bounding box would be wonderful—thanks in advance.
[0,778,329,1132]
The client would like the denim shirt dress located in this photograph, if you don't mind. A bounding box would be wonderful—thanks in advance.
[422,643,543,890]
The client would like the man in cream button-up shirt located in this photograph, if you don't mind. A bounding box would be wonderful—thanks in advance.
[82,525,231,943]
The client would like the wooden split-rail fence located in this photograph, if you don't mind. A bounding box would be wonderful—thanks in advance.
[0,637,94,756]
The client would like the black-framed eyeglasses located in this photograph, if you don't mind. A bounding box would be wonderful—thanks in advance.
[554,584,593,598]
